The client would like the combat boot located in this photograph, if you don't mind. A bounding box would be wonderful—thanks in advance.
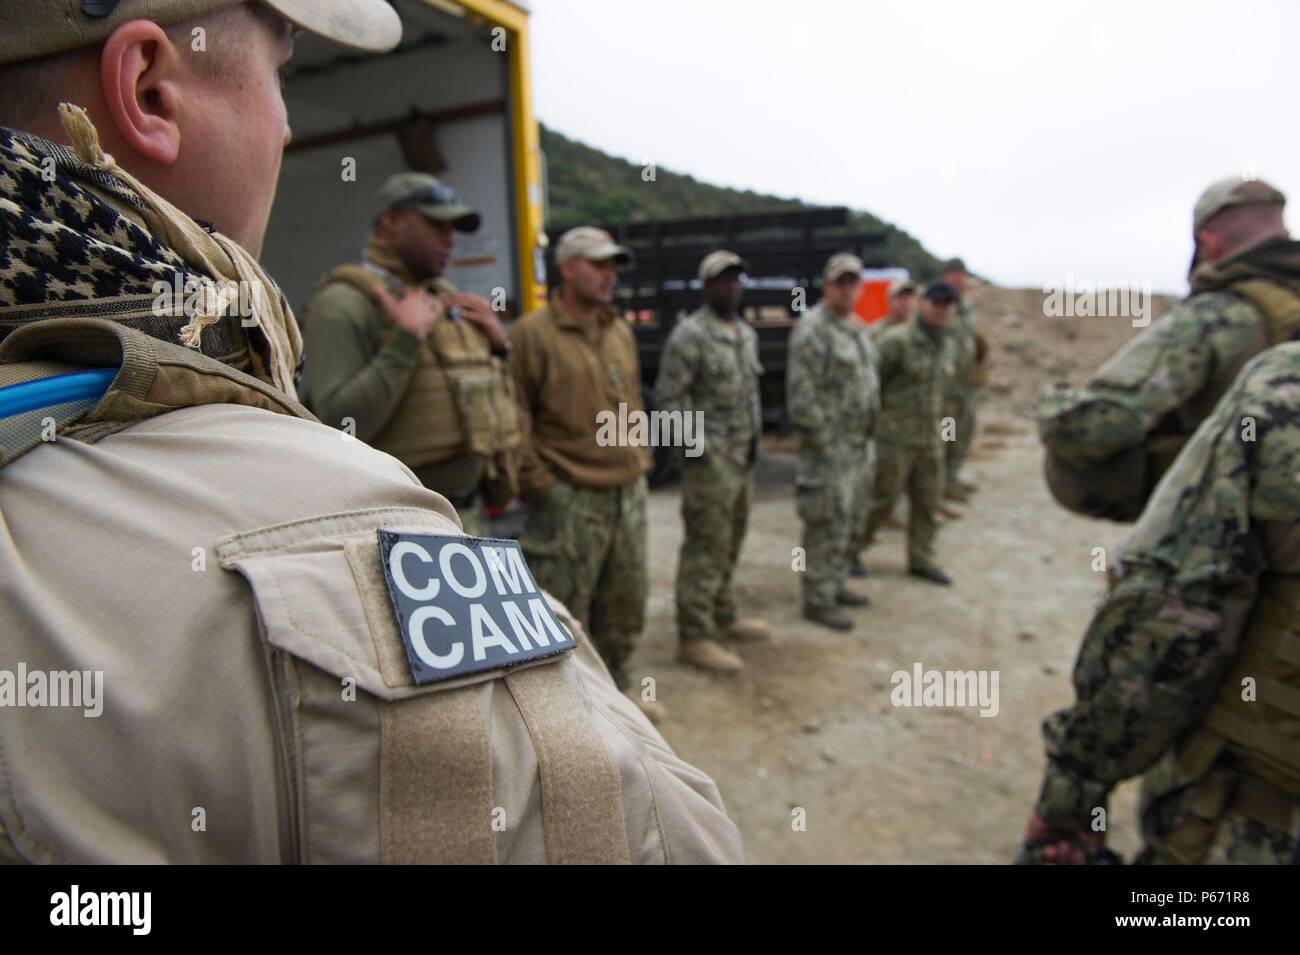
[722,618,770,642]
[624,689,668,723]
[677,639,745,673]
[944,483,970,503]
[836,587,871,607]
[909,566,952,586]
[803,604,854,631]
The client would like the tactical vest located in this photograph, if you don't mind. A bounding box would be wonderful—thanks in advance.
[322,266,521,472]
[0,318,630,864]
[1153,573,1300,862]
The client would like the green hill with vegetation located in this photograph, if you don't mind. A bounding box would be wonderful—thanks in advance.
[540,124,945,280]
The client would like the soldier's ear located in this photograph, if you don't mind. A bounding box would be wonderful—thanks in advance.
[99,20,183,166]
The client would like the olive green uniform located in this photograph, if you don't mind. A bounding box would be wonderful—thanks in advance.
[861,317,956,572]
[942,296,979,483]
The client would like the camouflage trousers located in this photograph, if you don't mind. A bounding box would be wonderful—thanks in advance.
[863,441,944,572]
[519,474,647,689]
[797,441,872,611]
[676,453,753,644]
[944,391,977,483]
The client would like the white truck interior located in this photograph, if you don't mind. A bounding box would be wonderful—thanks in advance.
[262,0,520,313]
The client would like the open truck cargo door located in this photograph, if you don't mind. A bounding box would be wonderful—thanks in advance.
[263,0,546,319]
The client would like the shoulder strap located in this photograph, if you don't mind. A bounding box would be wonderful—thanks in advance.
[0,364,114,469]
[1232,279,1300,345]
[0,317,316,469]
[321,263,388,301]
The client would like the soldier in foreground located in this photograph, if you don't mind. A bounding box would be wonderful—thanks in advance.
[302,173,519,536]
[859,282,958,585]
[0,0,741,863]
[1023,342,1300,864]
[1038,177,1298,521]
[509,227,659,718]
[787,253,880,631]
[655,251,769,674]
[939,258,983,507]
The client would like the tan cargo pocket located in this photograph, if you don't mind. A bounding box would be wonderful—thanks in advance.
[216,506,569,864]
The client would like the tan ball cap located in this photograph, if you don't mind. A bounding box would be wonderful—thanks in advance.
[554,227,632,265]
[698,250,750,283]
[0,0,403,66]
[823,252,865,283]
[1193,176,1286,233]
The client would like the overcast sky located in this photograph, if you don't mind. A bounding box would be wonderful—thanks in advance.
[530,0,1298,293]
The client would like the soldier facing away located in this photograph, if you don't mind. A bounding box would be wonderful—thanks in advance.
[859,282,959,586]
[1038,176,1299,522]
[302,172,520,537]
[0,0,741,863]
[508,227,659,719]
[1024,341,1300,864]
[787,253,880,632]
[655,250,770,675]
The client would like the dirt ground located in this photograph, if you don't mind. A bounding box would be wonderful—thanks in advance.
[622,285,1167,863]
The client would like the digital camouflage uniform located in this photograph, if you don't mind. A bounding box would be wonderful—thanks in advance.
[786,302,879,611]
[654,306,763,644]
[1035,342,1300,864]
[942,296,979,483]
[1038,236,1300,521]
[861,317,955,572]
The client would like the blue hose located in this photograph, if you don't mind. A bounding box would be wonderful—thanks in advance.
[0,368,116,421]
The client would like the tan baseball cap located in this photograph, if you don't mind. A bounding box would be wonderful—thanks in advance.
[889,278,917,298]
[0,0,402,66]
[376,172,480,232]
[698,250,750,283]
[823,253,864,283]
[554,227,632,265]
[1193,176,1286,233]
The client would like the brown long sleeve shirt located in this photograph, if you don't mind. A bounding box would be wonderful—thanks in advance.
[508,293,650,499]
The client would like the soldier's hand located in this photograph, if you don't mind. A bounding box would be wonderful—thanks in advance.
[445,292,509,351]
[1020,811,1103,865]
[373,284,445,340]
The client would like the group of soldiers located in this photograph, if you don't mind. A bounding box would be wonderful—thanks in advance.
[1,0,1296,868]
[297,172,991,706]
[786,255,985,631]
